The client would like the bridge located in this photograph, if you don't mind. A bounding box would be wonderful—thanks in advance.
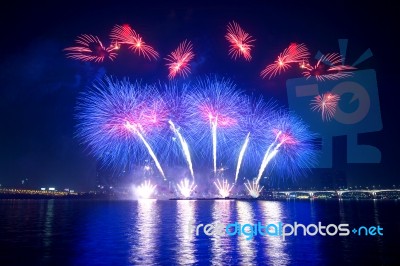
[273,189,400,198]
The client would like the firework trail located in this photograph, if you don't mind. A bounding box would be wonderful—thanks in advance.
[110,24,159,60]
[169,120,194,180]
[177,178,197,198]
[125,122,166,180]
[165,40,194,79]
[301,53,356,81]
[214,179,234,198]
[244,179,264,198]
[255,110,318,184]
[187,77,244,173]
[211,120,218,173]
[267,111,318,180]
[225,21,255,61]
[260,43,310,79]
[256,131,282,184]
[64,34,119,62]
[136,180,157,199]
[234,132,250,183]
[233,97,276,181]
[310,92,340,121]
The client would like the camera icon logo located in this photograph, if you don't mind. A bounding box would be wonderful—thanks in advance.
[286,69,382,167]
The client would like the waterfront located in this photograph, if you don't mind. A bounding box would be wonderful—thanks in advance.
[1,199,399,265]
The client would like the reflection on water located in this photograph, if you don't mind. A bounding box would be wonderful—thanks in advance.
[130,199,159,265]
[43,199,54,253]
[0,199,399,265]
[237,201,256,265]
[176,200,196,265]
[211,200,234,265]
[260,201,290,266]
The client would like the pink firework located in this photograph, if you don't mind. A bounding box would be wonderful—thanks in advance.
[310,92,340,121]
[64,34,119,62]
[199,105,237,128]
[110,24,159,60]
[225,21,255,61]
[261,43,310,79]
[165,40,195,79]
[302,53,356,81]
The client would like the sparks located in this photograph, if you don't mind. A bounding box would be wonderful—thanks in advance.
[244,179,264,198]
[110,24,159,60]
[125,121,166,180]
[214,179,234,198]
[64,34,119,62]
[169,120,195,180]
[177,178,197,198]
[234,132,250,183]
[225,21,255,61]
[165,40,195,79]
[310,92,340,121]
[260,43,310,79]
[136,180,157,199]
[302,53,356,81]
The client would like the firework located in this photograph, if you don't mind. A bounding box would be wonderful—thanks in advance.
[310,92,340,121]
[186,77,245,172]
[177,178,197,198]
[234,97,277,182]
[244,179,264,198]
[76,76,317,190]
[260,43,310,79]
[301,53,356,81]
[110,24,159,60]
[135,180,157,199]
[75,76,167,179]
[225,21,255,61]
[64,34,119,62]
[234,132,250,183]
[125,122,166,180]
[257,111,318,182]
[169,120,194,180]
[165,40,195,79]
[214,179,234,198]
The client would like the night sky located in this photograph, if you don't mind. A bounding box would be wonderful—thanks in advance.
[0,1,398,190]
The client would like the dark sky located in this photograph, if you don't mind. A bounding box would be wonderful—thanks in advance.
[0,0,398,190]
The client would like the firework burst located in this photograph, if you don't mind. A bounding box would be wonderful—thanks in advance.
[214,179,234,198]
[310,92,340,121]
[165,40,195,79]
[135,180,157,199]
[301,53,356,81]
[225,21,255,61]
[110,24,159,60]
[234,97,277,182]
[186,76,245,172]
[177,178,197,198]
[244,179,264,198]
[64,34,119,62]
[257,111,318,182]
[260,43,310,79]
[75,76,167,179]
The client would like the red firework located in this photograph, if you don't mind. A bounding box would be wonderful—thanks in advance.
[310,92,340,121]
[110,24,159,60]
[225,21,255,61]
[165,40,195,79]
[64,34,119,62]
[260,43,310,79]
[301,53,356,81]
